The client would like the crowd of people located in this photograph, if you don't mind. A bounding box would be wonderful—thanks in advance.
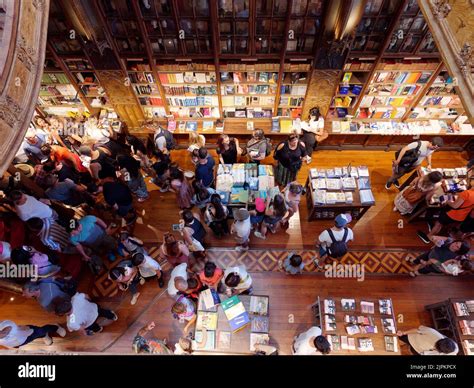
[0,111,472,355]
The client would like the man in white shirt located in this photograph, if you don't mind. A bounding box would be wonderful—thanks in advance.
[293,326,331,355]
[168,263,188,296]
[397,325,459,355]
[131,252,164,288]
[231,208,251,252]
[0,320,65,348]
[153,126,169,154]
[385,137,444,189]
[54,292,117,335]
[10,191,57,222]
[316,214,354,261]
[222,265,253,295]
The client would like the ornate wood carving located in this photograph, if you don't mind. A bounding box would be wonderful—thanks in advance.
[302,70,340,119]
[0,0,50,174]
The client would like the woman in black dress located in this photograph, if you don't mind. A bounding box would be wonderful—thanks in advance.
[216,134,241,165]
[273,134,308,186]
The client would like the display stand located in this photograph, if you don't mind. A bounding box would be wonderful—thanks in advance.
[313,296,400,355]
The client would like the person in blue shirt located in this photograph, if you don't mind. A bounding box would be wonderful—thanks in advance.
[195,147,215,188]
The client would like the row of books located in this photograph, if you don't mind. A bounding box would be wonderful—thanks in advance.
[222,96,275,107]
[169,106,220,118]
[459,320,474,336]
[221,63,280,71]
[343,62,374,71]
[223,107,273,118]
[372,71,432,84]
[164,85,218,96]
[166,96,219,107]
[80,85,103,97]
[360,95,414,108]
[167,120,215,132]
[158,64,214,71]
[333,96,354,108]
[220,71,279,84]
[158,72,216,84]
[327,335,385,352]
[331,120,471,134]
[221,84,277,95]
[127,72,155,84]
[337,84,363,95]
[41,73,70,84]
[39,85,77,97]
[37,96,80,106]
[419,95,462,107]
[309,166,370,179]
[280,85,307,95]
[367,84,422,96]
[376,61,439,71]
[279,97,304,106]
[310,176,368,191]
[356,107,407,119]
[65,59,93,71]
[133,84,160,96]
[128,64,152,72]
[324,298,392,314]
[454,301,474,316]
[277,107,302,119]
[138,97,163,106]
[143,106,167,118]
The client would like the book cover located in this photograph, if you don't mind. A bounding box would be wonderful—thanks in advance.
[384,336,399,353]
[224,302,247,321]
[167,120,176,132]
[361,301,375,314]
[202,121,214,130]
[341,299,356,311]
[250,333,270,351]
[185,121,198,131]
[222,295,241,311]
[192,330,216,351]
[217,331,231,349]
[342,72,352,83]
[229,311,250,332]
[196,311,218,331]
[251,316,269,333]
[271,117,280,132]
[201,288,221,310]
[249,296,269,316]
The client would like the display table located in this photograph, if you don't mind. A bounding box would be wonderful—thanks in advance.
[305,166,375,222]
[192,293,270,355]
[425,298,474,355]
[312,296,400,355]
[215,163,279,209]
[397,166,469,223]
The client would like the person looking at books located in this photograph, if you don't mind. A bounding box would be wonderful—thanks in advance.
[191,180,217,210]
[396,326,458,355]
[199,262,224,289]
[171,295,196,333]
[168,263,189,297]
[188,132,206,165]
[181,209,207,250]
[300,107,326,164]
[292,326,331,355]
[159,232,190,267]
[151,150,172,192]
[217,134,241,165]
[204,194,230,237]
[116,154,149,202]
[385,137,444,190]
[254,194,289,240]
[221,265,253,295]
[273,134,308,186]
[283,181,304,218]
[393,171,443,215]
[132,321,173,354]
[169,167,194,209]
[315,214,354,262]
[231,208,251,252]
[406,236,470,277]
[246,129,267,165]
[195,147,215,188]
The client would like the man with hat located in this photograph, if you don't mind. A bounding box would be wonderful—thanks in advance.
[231,208,251,252]
[316,213,354,262]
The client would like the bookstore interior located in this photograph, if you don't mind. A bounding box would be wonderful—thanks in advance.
[0,0,474,361]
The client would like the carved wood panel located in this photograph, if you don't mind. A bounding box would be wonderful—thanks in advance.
[302,70,340,119]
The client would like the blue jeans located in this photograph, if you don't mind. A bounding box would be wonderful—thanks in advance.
[128,175,149,199]
[319,246,328,258]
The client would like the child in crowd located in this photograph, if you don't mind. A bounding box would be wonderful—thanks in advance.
[198,262,224,289]
[118,230,146,256]
[231,208,251,252]
[181,276,203,300]
[284,182,303,215]
[281,253,305,275]
[221,265,253,295]
[131,252,164,288]
[108,260,142,305]
[171,295,196,333]
[249,197,266,230]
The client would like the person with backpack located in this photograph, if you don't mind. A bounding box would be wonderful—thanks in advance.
[246,129,270,165]
[273,134,308,187]
[153,126,175,154]
[195,147,215,188]
[385,137,444,190]
[316,213,354,262]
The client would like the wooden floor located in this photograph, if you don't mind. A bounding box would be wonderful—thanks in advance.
[1,149,472,355]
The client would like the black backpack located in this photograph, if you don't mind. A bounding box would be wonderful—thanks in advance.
[154,127,176,151]
[394,140,422,169]
[264,138,273,157]
[326,228,349,258]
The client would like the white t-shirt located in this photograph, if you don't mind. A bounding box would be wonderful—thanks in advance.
[318,227,353,249]
[301,117,324,134]
[15,195,54,221]
[168,263,188,296]
[293,326,323,355]
[233,218,251,240]
[138,255,162,278]
[223,265,252,292]
[0,320,33,348]
[405,141,434,166]
[154,132,167,151]
[0,241,11,262]
[67,293,99,332]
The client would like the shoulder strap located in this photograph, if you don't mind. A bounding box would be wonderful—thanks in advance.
[342,227,349,243]
[414,140,422,153]
[327,228,337,243]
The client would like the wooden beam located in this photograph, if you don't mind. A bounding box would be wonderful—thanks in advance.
[210,0,223,120]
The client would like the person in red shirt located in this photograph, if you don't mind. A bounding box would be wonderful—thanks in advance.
[198,262,224,289]
[41,144,87,173]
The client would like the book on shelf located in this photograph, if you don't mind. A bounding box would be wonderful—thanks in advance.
[454,302,470,317]
[324,314,337,331]
[342,72,352,83]
[361,301,375,314]
[196,311,218,331]
[463,339,474,355]
[346,324,360,335]
[250,333,270,352]
[384,336,399,353]
[271,117,280,133]
[251,316,269,333]
[249,296,269,316]
[360,189,375,205]
[247,121,254,131]
[202,121,214,131]
[217,331,231,349]
[381,318,396,334]
[327,335,340,351]
[341,336,356,350]
[344,315,358,325]
[185,121,198,132]
[379,299,393,315]
[192,330,216,351]
[324,299,336,315]
[459,320,474,335]
[341,299,356,311]
[358,338,375,352]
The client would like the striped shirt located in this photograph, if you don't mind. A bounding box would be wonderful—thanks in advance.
[39,218,70,252]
